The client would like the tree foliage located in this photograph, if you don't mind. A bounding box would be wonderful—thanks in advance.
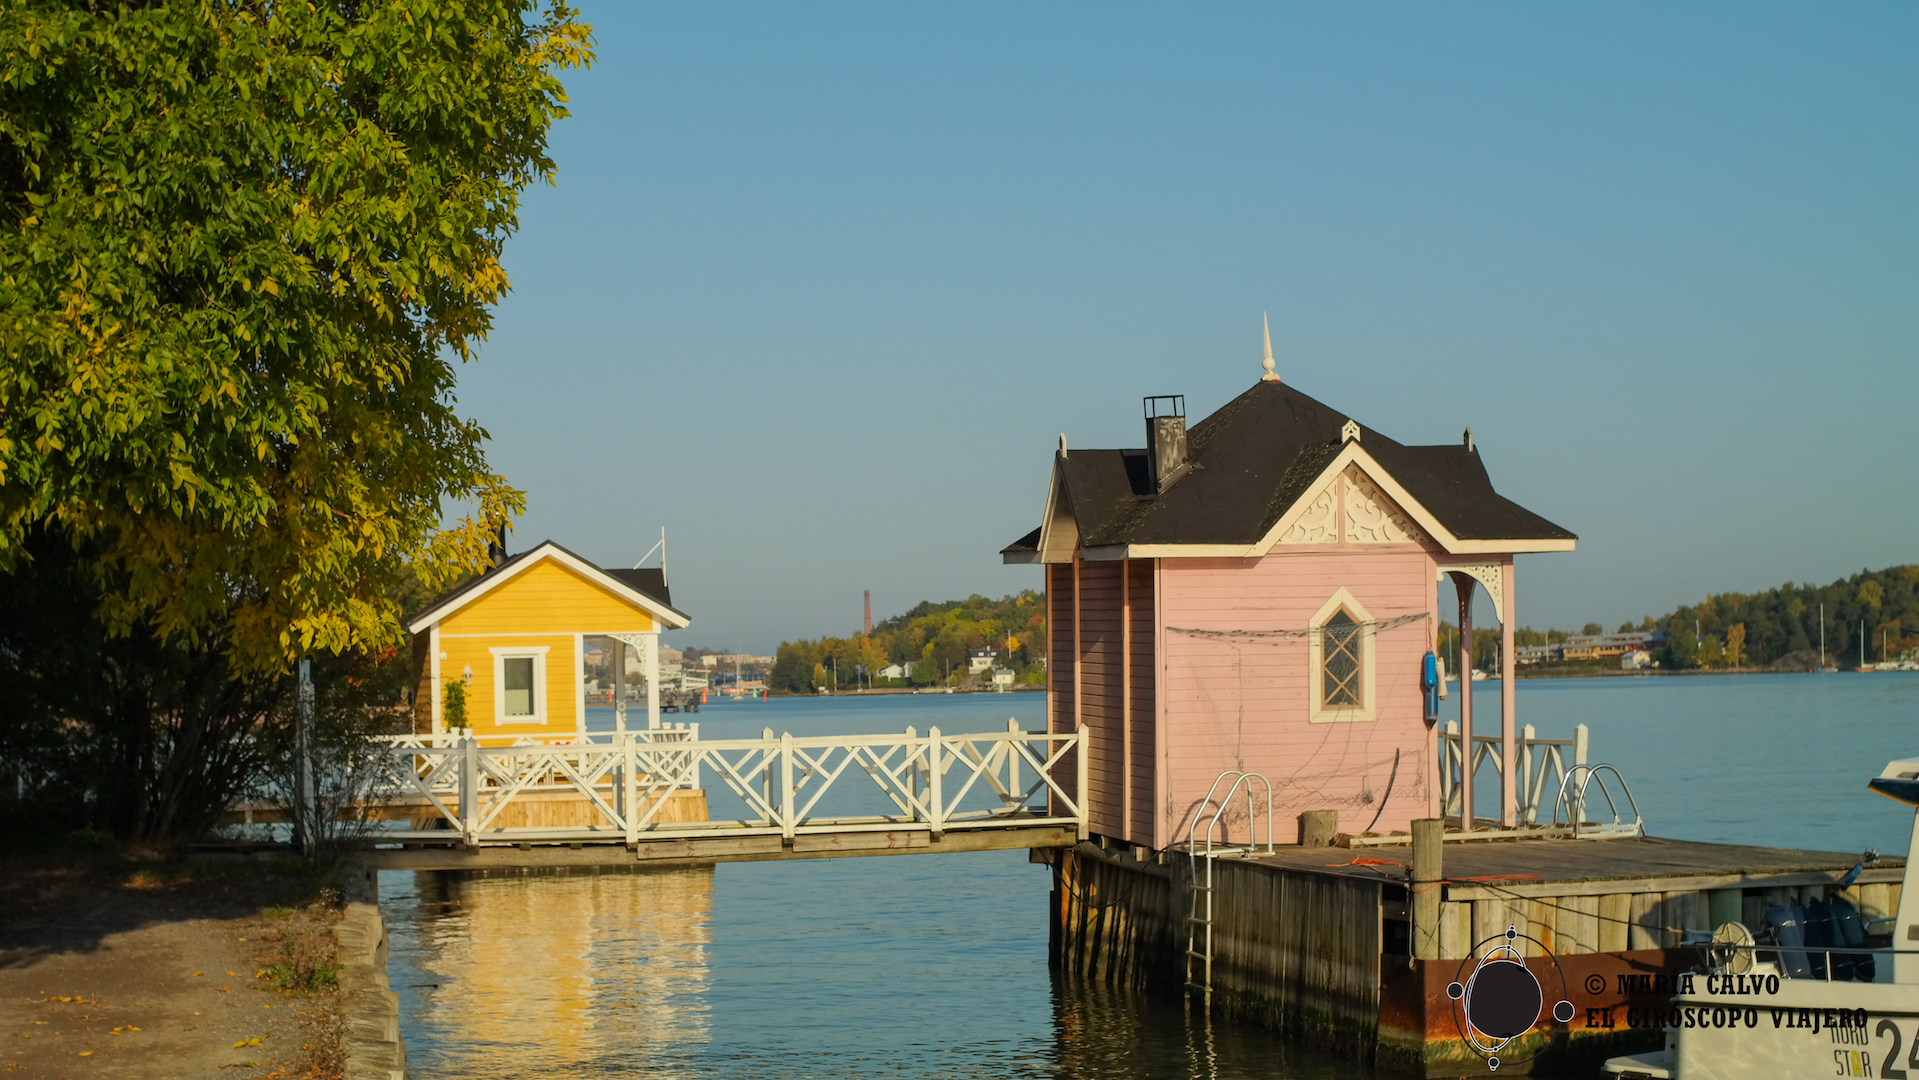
[771,591,1045,693]
[0,530,417,844]
[1656,565,1919,669]
[0,0,592,673]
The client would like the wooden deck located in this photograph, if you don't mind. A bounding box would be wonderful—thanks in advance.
[1219,833,1905,960]
[1245,834,1905,896]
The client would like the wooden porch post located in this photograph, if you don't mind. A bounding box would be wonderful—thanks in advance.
[1500,558,1518,828]
[644,632,661,730]
[613,637,628,734]
[1447,572,1475,832]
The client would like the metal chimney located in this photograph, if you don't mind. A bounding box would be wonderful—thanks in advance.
[488,523,509,570]
[1144,395,1189,494]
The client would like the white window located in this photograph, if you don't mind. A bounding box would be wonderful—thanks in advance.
[1309,589,1377,724]
[491,646,550,725]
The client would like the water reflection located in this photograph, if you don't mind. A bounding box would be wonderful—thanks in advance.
[386,866,714,1077]
[1049,980,1351,1080]
[383,857,1358,1079]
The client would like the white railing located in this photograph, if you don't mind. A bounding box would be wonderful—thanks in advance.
[1438,722,1589,827]
[363,719,1086,847]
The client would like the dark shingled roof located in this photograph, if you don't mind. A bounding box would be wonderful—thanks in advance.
[1014,380,1573,551]
[1000,527,1042,556]
[408,541,684,627]
[601,567,672,609]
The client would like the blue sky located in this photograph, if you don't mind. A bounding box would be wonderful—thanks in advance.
[457,3,1917,652]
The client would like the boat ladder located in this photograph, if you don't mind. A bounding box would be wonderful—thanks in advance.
[1182,770,1276,1011]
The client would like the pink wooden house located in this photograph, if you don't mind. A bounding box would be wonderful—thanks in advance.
[1002,338,1575,850]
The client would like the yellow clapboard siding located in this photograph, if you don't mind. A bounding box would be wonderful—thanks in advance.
[441,559,657,636]
[440,634,580,734]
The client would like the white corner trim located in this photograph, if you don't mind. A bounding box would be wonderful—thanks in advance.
[574,632,586,735]
[1308,588,1377,725]
[429,623,442,734]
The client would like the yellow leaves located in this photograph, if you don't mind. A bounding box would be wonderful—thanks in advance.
[231,1036,262,1048]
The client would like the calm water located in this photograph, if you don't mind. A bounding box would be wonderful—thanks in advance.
[382,675,1918,1079]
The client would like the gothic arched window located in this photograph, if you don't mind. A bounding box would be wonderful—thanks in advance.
[1309,589,1377,724]
[1322,607,1363,708]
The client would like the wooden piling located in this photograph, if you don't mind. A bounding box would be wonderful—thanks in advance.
[1411,819,1442,960]
[1299,809,1340,848]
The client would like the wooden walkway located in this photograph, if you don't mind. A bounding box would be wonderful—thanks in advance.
[309,723,1088,868]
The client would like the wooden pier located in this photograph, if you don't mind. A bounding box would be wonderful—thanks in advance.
[1045,831,1905,1076]
[232,723,1091,870]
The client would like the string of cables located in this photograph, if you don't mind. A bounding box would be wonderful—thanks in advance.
[1166,612,1432,642]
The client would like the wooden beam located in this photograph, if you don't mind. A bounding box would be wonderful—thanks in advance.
[357,825,1075,871]
[1445,865,1906,901]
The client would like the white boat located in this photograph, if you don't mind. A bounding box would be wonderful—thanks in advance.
[1604,755,1919,1079]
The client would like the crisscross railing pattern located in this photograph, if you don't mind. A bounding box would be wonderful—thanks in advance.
[364,719,1086,847]
[1438,721,1589,825]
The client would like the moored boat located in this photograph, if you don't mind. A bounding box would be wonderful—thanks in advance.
[1603,756,1919,1079]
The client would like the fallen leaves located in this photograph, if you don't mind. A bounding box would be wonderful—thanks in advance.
[232,1036,262,1048]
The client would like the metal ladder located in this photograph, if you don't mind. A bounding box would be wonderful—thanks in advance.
[1183,770,1275,1010]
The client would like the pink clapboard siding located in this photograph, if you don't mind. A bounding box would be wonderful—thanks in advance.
[1047,559,1156,845]
[1153,547,1437,850]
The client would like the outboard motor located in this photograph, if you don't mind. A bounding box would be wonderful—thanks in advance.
[1766,904,1814,979]
[1806,899,1849,980]
[1829,896,1874,982]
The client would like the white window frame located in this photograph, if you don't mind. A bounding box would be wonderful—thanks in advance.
[1308,588,1377,724]
[491,646,551,725]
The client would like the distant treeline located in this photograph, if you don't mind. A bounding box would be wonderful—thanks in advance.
[1440,564,1919,671]
[770,592,1045,693]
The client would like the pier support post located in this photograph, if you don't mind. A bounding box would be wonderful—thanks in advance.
[1299,809,1339,848]
[1412,818,1444,961]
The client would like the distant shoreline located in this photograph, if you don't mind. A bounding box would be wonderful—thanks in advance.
[766,685,1046,698]
[1509,665,1888,680]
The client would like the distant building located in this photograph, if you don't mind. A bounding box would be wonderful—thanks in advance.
[878,663,909,680]
[1620,650,1657,670]
[991,667,1016,689]
[1514,644,1555,666]
[1561,630,1667,663]
[698,653,775,669]
[968,649,998,674]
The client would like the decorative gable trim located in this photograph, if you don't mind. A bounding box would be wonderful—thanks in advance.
[1344,465,1427,544]
[1275,478,1339,545]
[1036,456,1081,564]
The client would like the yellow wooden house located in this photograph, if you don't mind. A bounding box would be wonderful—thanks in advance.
[408,540,692,741]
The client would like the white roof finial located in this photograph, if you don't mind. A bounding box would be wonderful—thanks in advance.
[1260,313,1279,383]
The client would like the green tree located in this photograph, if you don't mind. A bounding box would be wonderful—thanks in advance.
[0,0,592,674]
[1664,618,1699,669]
[1859,580,1885,612]
[1581,622,1604,635]
[913,644,943,686]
